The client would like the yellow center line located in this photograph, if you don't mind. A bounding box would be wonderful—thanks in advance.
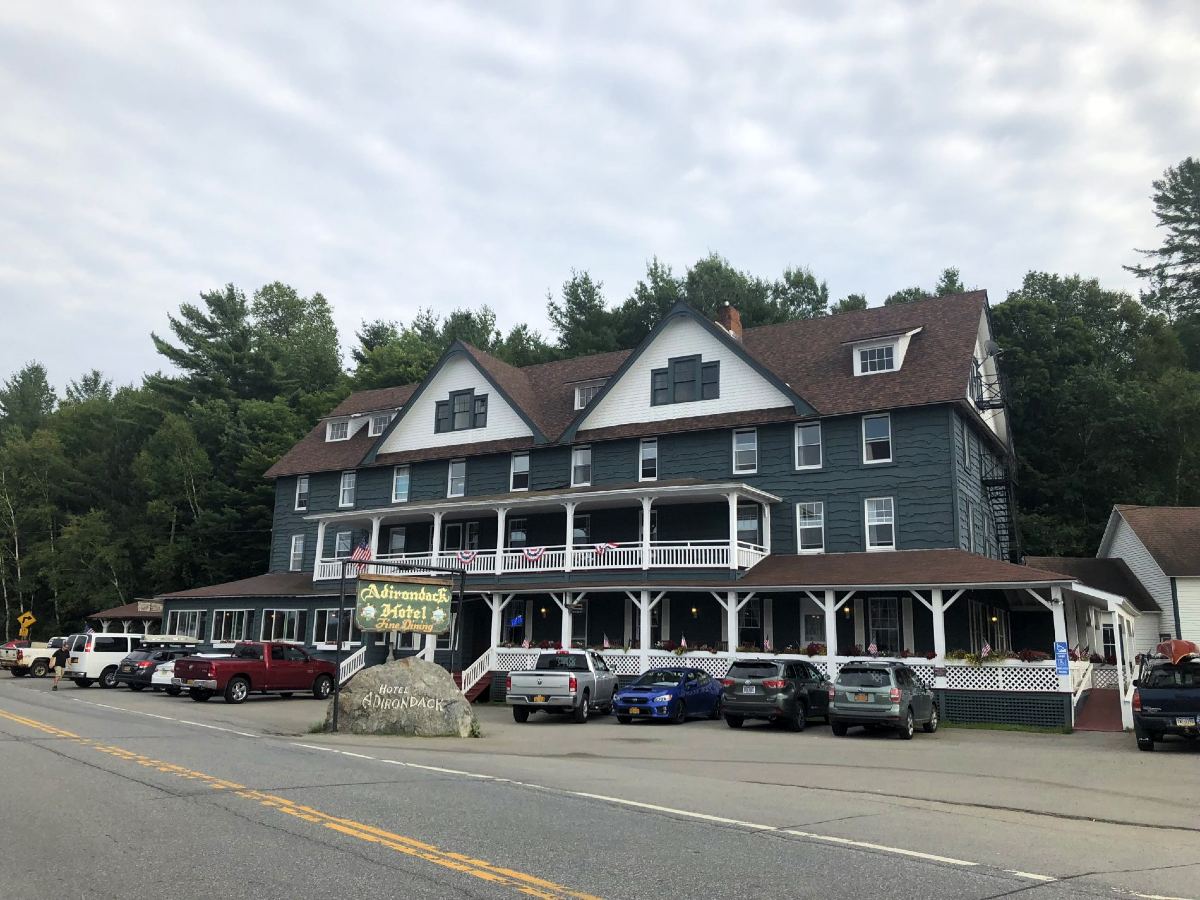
[0,708,599,900]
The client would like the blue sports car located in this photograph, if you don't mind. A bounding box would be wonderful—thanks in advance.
[612,667,723,724]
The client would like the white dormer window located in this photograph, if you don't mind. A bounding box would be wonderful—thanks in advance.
[326,419,350,441]
[574,379,606,410]
[848,327,922,376]
[368,412,393,437]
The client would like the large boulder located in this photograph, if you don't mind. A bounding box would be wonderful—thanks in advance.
[324,656,479,738]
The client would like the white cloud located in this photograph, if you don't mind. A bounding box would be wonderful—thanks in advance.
[0,0,1198,391]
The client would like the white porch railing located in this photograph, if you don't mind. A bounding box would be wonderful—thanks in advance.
[459,647,496,697]
[489,648,1064,692]
[338,644,367,685]
[314,539,768,581]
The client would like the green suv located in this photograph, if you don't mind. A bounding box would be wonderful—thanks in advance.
[828,661,938,740]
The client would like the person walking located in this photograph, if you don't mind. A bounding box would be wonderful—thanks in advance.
[51,642,69,691]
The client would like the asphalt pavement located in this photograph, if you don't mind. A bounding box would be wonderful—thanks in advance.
[1,673,1197,900]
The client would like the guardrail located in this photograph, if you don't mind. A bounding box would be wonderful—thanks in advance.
[338,644,367,685]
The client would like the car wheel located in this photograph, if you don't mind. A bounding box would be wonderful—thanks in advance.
[98,667,119,689]
[923,704,940,734]
[709,696,723,720]
[73,678,93,688]
[616,715,631,724]
[725,714,744,729]
[312,675,333,700]
[189,688,211,702]
[224,676,250,704]
[10,669,26,677]
[166,686,182,697]
[573,691,590,723]
[512,706,530,723]
[897,708,915,740]
[786,701,807,732]
[831,720,848,736]
[129,684,146,692]
[30,661,49,678]
[671,699,687,724]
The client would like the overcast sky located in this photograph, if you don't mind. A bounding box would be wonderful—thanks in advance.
[1,2,1198,391]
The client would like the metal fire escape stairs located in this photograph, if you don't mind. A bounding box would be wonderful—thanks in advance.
[973,360,1022,564]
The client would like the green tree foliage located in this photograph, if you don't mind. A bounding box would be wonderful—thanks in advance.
[830,294,869,314]
[0,362,56,437]
[251,282,343,394]
[1126,157,1200,321]
[548,271,620,356]
[883,268,967,306]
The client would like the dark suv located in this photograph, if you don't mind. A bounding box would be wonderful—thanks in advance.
[720,659,830,731]
[828,661,938,740]
[1133,654,1200,751]
[115,645,197,691]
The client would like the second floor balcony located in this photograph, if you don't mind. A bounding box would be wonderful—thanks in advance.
[307,480,777,582]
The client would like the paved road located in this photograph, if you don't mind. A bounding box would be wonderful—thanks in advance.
[1,676,1197,900]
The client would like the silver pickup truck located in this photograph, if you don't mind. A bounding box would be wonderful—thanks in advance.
[506,650,618,723]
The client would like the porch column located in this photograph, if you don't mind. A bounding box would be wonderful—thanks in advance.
[1051,585,1070,693]
[639,590,652,670]
[369,516,382,556]
[822,590,839,659]
[640,496,653,570]
[560,593,573,647]
[931,589,947,689]
[853,598,865,648]
[726,492,738,570]
[314,520,328,576]
[726,590,738,651]
[488,592,514,649]
[762,597,773,650]
[495,507,508,575]
[430,511,443,558]
[564,501,576,573]
[422,633,436,662]
[762,502,772,554]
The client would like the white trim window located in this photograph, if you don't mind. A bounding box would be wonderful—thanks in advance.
[510,451,530,491]
[314,609,361,648]
[339,471,357,507]
[796,502,825,553]
[334,531,353,558]
[326,419,349,442]
[855,342,897,375]
[574,379,606,410]
[392,465,410,503]
[261,609,307,643]
[368,412,393,437]
[294,475,309,511]
[289,534,305,572]
[447,459,467,497]
[732,428,757,474]
[736,504,761,546]
[865,497,896,551]
[211,609,252,647]
[794,423,822,470]
[166,610,202,638]
[571,445,592,487]
[862,414,892,464]
[388,527,407,554]
[639,438,658,482]
[507,517,528,549]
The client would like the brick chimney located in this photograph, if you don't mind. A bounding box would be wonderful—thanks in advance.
[716,302,742,340]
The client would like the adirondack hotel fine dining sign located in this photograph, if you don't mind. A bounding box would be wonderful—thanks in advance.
[353,574,453,634]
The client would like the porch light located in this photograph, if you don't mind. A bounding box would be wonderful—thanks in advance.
[843,605,852,617]
[539,606,547,617]
[690,607,698,618]
[990,615,998,623]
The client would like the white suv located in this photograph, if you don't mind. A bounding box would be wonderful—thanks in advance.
[64,633,145,688]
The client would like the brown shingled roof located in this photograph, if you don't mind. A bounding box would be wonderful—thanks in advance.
[1114,505,1200,576]
[157,573,339,600]
[265,418,383,479]
[1026,556,1160,612]
[326,385,416,418]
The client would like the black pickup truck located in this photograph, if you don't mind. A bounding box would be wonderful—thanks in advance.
[1132,640,1200,752]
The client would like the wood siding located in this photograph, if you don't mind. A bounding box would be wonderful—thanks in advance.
[1104,515,1172,649]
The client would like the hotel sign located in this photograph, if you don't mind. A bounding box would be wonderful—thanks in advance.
[353,574,453,634]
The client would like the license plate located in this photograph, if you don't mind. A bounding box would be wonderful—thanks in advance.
[630,708,640,715]
[532,694,546,703]
[853,693,869,702]
[185,679,196,686]
[121,666,132,672]
[1176,717,1196,727]
[741,685,756,694]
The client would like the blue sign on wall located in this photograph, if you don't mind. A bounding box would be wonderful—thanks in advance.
[1054,641,1070,676]
[509,614,524,627]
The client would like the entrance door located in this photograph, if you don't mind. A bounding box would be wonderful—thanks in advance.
[868,597,900,655]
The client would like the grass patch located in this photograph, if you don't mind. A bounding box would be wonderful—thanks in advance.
[307,721,328,734]
[943,721,1072,735]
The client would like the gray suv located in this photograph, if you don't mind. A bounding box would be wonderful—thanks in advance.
[828,661,938,740]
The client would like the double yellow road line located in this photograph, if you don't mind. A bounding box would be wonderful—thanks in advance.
[0,707,598,900]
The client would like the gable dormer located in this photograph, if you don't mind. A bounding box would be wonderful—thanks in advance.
[846,327,922,376]
[369,346,535,455]
[324,416,371,442]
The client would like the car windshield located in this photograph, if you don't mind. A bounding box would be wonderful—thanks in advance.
[635,670,683,687]
[1141,661,1200,688]
[124,650,154,661]
[534,653,590,672]
[727,662,778,679]
[837,668,892,688]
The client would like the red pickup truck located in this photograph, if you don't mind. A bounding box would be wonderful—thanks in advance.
[173,641,337,704]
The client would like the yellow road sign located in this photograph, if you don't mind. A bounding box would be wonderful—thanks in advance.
[18,626,30,638]
[16,611,36,628]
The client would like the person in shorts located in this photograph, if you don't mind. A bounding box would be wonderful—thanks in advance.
[51,643,70,691]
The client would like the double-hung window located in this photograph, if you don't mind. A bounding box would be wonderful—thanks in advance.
[435,390,488,433]
[865,497,895,551]
[796,502,824,553]
[261,609,306,643]
[639,438,658,481]
[368,413,392,437]
[166,610,201,638]
[858,344,896,374]
[651,356,720,405]
[326,419,349,441]
[732,428,757,474]
[294,475,309,510]
[795,423,822,469]
[388,527,407,554]
[573,513,592,544]
[862,414,892,464]
[510,452,530,491]
[339,471,356,507]
[289,535,305,572]
[507,517,528,548]
[447,459,466,498]
[574,380,605,409]
[736,504,761,546]
[315,609,360,647]
[392,465,410,503]
[571,445,592,487]
[211,610,251,646]
[334,531,353,557]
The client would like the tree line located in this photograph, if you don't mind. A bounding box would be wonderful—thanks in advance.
[1,158,1197,639]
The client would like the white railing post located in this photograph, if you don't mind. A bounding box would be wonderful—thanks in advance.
[495,507,507,575]
[640,497,652,570]
[339,645,367,684]
[369,516,382,557]
[313,520,328,582]
[430,511,443,558]
[726,492,738,570]
[762,502,771,555]
[564,502,576,573]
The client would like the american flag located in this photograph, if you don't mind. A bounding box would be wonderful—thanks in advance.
[521,638,530,649]
[603,633,611,649]
[867,642,878,656]
[981,642,992,658]
[85,626,95,635]
[680,635,687,649]
[350,539,372,574]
